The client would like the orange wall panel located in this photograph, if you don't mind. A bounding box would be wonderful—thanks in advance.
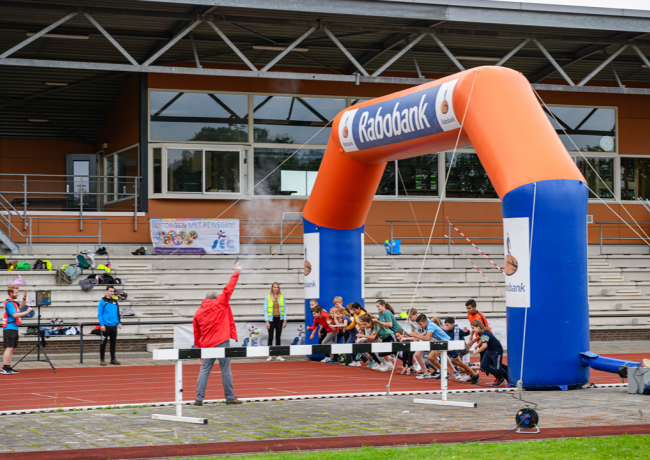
[0,138,92,175]
[93,74,139,155]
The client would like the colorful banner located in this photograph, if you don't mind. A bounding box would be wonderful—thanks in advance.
[150,218,240,255]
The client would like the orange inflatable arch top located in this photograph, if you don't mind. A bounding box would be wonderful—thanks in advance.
[302,66,584,229]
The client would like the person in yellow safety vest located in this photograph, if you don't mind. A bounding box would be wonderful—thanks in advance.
[264,282,287,361]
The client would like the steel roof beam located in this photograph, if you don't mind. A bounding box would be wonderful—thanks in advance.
[324,28,369,77]
[533,39,575,86]
[83,13,138,66]
[0,12,77,59]
[259,27,316,73]
[207,22,257,71]
[142,20,200,66]
[431,34,465,72]
[577,45,628,86]
[495,39,529,66]
[189,33,201,68]
[373,33,427,77]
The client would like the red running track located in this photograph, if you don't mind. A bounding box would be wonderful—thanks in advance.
[0,353,643,412]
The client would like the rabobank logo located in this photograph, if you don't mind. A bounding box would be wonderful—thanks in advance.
[339,79,461,153]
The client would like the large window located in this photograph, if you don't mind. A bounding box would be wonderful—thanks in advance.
[575,156,614,199]
[150,92,248,142]
[398,154,438,196]
[105,146,138,202]
[167,148,240,194]
[620,157,650,200]
[253,148,324,196]
[253,96,345,144]
[545,106,616,153]
[445,153,497,198]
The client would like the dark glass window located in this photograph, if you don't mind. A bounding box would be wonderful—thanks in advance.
[621,157,650,201]
[167,149,202,192]
[445,153,497,198]
[153,147,162,194]
[205,150,240,193]
[544,106,616,152]
[575,157,614,199]
[150,92,248,142]
[376,161,396,196]
[398,154,438,196]
[253,96,345,144]
[253,148,324,196]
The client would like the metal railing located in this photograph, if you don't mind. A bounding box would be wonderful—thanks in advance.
[596,221,650,255]
[27,217,105,255]
[239,219,303,254]
[0,174,141,236]
[387,220,503,254]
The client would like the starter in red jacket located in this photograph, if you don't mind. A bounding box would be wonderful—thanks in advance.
[193,272,239,348]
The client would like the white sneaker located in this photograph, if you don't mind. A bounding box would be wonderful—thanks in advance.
[378,364,390,372]
[349,361,361,367]
[321,357,331,363]
[266,356,273,362]
[276,356,285,361]
[413,362,421,372]
[416,373,432,379]
[453,370,462,380]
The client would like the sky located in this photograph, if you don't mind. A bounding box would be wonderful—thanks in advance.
[489,0,650,10]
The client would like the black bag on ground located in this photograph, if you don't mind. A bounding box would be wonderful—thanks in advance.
[99,274,115,285]
[0,259,7,270]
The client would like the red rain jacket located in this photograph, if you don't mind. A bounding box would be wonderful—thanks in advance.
[193,272,239,348]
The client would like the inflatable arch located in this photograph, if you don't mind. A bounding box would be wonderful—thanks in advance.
[301,66,590,390]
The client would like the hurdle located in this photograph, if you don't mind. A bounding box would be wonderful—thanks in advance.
[152,340,470,424]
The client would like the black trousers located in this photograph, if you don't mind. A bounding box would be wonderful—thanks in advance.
[99,325,118,360]
[268,316,283,346]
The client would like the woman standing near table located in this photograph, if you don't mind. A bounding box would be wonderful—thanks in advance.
[264,282,287,361]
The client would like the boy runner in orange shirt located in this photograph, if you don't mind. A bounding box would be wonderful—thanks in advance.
[465,298,505,385]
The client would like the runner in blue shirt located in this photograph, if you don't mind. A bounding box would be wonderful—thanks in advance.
[471,320,508,386]
[3,285,33,375]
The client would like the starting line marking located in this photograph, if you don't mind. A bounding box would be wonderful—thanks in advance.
[0,384,627,416]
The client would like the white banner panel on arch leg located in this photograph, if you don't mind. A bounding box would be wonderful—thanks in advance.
[304,232,320,299]
[503,217,531,309]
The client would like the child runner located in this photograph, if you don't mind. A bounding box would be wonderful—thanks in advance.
[330,306,351,365]
[308,305,338,363]
[410,314,450,379]
[443,317,480,384]
[356,314,394,372]
[471,320,508,386]
[375,300,402,368]
[347,302,373,367]
[465,298,505,383]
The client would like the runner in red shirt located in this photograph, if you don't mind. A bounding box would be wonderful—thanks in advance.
[308,305,338,363]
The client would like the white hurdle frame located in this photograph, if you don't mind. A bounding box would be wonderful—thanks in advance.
[151,340,472,423]
[413,350,478,408]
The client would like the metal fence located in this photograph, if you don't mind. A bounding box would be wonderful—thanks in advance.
[388,219,650,255]
[0,174,141,243]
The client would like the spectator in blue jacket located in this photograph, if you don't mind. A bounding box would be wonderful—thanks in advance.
[98,286,121,366]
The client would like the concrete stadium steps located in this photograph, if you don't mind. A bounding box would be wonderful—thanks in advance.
[2,251,650,341]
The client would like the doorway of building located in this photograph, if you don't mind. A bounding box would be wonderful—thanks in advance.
[66,153,97,212]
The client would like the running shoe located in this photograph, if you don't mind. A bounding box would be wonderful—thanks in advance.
[493,377,500,386]
[100,360,107,367]
[367,361,376,368]
[469,375,481,385]
[266,356,273,362]
[377,364,390,372]
[1,368,11,375]
[385,361,394,370]
[452,370,463,380]
[320,357,331,363]
[492,377,506,387]
[9,368,19,374]
[412,362,421,372]
[276,356,285,361]
[433,372,442,380]
[416,373,432,379]
[349,361,361,367]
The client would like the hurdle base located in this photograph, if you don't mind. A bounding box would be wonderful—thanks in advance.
[413,398,477,408]
[152,414,208,425]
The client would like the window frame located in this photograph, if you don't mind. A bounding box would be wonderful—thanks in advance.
[103,143,139,206]
[544,103,618,154]
[148,143,248,200]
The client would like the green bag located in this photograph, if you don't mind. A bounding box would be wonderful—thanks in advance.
[16,260,31,270]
